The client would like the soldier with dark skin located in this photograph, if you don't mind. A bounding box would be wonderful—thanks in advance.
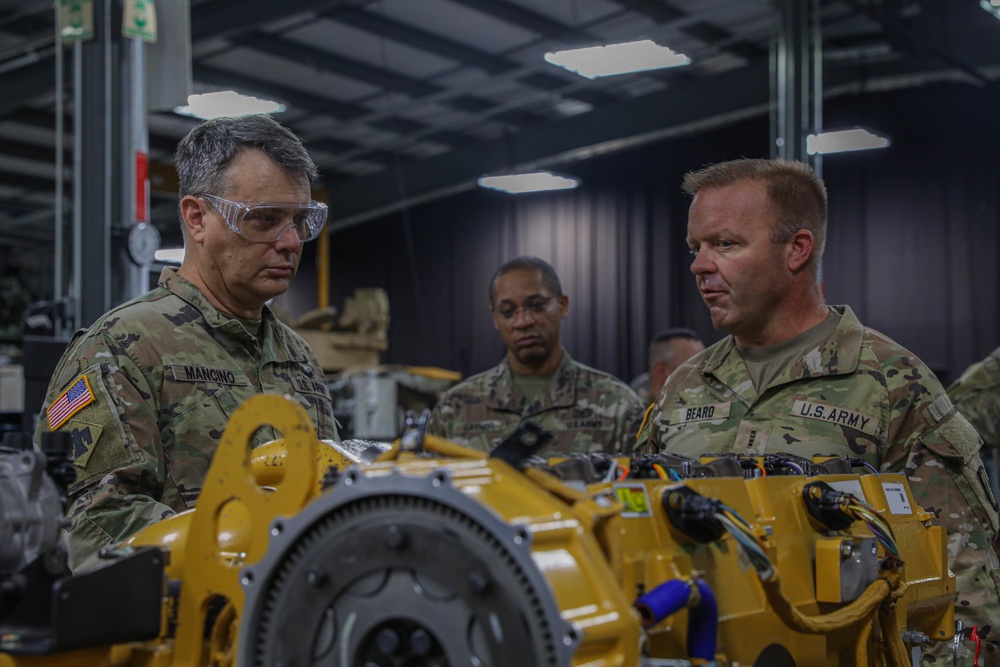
[642,158,1000,661]
[427,256,644,455]
[34,115,337,572]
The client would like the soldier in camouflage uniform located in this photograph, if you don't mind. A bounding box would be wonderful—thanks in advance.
[427,256,643,455]
[34,115,337,572]
[949,346,1000,501]
[642,158,1000,661]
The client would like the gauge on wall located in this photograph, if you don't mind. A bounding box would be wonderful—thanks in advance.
[127,222,161,266]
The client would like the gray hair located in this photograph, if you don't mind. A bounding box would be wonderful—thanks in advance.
[489,256,562,305]
[175,114,318,200]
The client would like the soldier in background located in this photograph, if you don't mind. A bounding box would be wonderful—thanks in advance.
[34,115,337,572]
[427,256,644,455]
[949,346,1000,500]
[644,158,1000,658]
[630,328,705,404]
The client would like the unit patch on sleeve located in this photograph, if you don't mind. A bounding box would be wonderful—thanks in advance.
[47,375,96,431]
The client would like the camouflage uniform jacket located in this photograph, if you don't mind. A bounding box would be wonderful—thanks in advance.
[949,345,1000,448]
[34,267,338,572]
[427,350,644,455]
[648,305,1000,651]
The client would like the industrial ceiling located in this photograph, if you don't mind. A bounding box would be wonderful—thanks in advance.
[1,0,999,247]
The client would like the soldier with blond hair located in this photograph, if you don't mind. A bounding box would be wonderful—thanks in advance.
[645,158,1000,658]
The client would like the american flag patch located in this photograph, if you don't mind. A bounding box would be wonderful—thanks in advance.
[47,375,96,431]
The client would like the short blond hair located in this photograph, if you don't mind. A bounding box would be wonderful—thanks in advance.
[682,158,828,270]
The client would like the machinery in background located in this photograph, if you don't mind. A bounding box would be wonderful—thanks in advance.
[294,287,390,373]
[330,365,460,440]
[0,395,963,666]
[292,287,460,439]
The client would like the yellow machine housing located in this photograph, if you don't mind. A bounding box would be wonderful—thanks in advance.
[0,395,957,666]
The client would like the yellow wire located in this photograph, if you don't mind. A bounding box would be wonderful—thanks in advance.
[651,463,669,480]
[636,402,655,439]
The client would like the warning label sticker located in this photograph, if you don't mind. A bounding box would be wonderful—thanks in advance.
[613,483,652,518]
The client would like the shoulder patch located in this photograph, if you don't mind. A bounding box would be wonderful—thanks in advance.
[47,375,96,431]
[926,394,952,424]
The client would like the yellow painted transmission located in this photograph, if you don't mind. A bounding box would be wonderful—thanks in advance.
[0,395,955,666]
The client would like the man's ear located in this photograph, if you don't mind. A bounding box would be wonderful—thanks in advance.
[787,229,815,273]
[490,307,500,332]
[180,196,208,242]
[557,294,570,319]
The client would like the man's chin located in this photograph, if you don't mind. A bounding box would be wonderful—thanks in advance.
[513,347,551,367]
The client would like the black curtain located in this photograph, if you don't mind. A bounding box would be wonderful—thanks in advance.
[304,80,1000,386]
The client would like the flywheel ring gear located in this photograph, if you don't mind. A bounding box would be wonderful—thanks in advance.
[238,467,579,667]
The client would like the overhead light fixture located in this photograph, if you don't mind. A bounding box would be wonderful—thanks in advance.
[174,91,286,120]
[544,40,690,79]
[806,128,890,155]
[153,248,184,264]
[982,0,1000,19]
[478,171,580,194]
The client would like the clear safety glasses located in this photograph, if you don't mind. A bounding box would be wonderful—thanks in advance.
[198,193,329,243]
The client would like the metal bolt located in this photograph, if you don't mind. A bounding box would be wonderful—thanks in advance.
[307,565,328,588]
[468,572,492,596]
[375,628,402,655]
[386,525,407,550]
[840,542,854,559]
[410,629,433,656]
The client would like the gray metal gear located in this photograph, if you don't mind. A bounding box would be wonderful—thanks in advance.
[238,467,579,667]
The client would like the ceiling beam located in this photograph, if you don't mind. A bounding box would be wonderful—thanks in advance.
[603,0,685,24]
[326,7,517,75]
[324,58,771,230]
[190,0,355,42]
[0,55,54,116]
[240,32,442,98]
[448,0,596,42]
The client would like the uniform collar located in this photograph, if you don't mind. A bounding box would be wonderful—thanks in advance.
[159,267,280,345]
[697,305,864,396]
[488,348,577,414]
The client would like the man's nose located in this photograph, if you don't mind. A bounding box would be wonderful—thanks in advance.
[512,307,537,327]
[690,248,713,275]
[273,223,304,249]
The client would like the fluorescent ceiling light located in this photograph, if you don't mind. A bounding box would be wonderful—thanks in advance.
[478,171,580,194]
[806,128,890,155]
[174,91,286,120]
[545,40,690,79]
[154,248,184,264]
[982,0,1000,19]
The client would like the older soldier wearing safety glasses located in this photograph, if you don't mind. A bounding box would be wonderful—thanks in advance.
[34,115,338,573]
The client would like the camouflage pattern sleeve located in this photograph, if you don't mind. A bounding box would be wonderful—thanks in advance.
[301,340,340,441]
[424,388,488,450]
[35,332,173,573]
[425,398,449,440]
[614,388,646,455]
[948,346,1000,447]
[871,343,1000,657]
